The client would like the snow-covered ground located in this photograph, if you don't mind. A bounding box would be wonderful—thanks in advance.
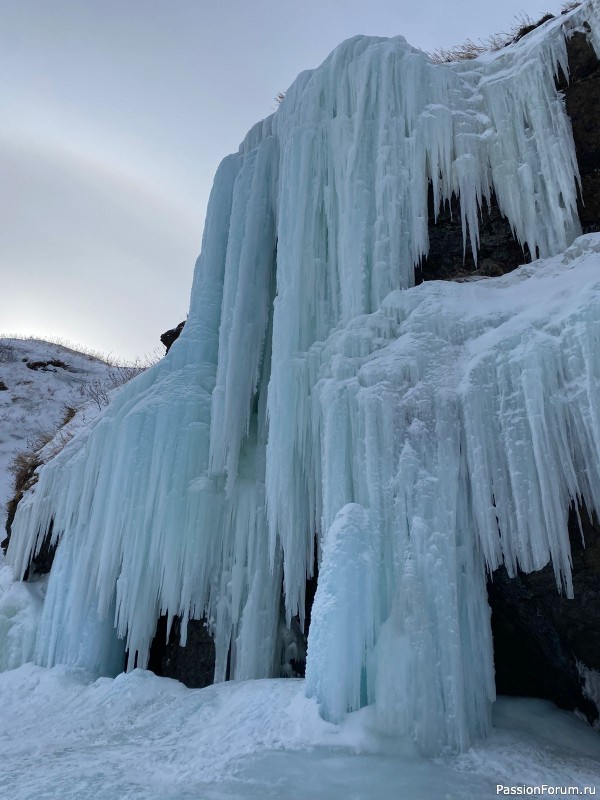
[0,338,119,532]
[0,663,598,800]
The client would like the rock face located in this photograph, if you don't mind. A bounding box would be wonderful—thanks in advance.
[418,191,531,282]
[148,616,215,688]
[160,321,185,353]
[484,32,600,725]
[420,31,600,282]
[419,32,600,725]
[489,507,600,726]
[564,31,600,234]
[420,30,600,725]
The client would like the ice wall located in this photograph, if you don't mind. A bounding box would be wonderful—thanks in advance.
[304,234,600,751]
[5,1,600,754]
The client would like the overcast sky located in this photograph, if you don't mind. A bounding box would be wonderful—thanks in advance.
[1,0,570,361]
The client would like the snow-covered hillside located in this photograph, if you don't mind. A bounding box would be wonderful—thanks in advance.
[0,338,114,532]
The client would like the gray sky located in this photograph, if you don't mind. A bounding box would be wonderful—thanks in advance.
[1,0,569,361]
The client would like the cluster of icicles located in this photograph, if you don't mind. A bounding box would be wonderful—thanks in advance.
[6,0,600,754]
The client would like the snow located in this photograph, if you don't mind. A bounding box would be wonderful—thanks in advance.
[0,338,114,532]
[4,0,600,759]
[0,663,598,800]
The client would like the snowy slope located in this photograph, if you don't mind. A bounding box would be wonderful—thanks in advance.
[0,664,598,800]
[0,338,114,532]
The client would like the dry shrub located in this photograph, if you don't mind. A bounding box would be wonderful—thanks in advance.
[430,39,486,63]
[4,407,90,550]
[80,361,149,410]
[429,10,559,63]
[0,341,16,363]
[8,450,42,496]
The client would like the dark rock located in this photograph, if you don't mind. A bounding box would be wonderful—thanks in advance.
[2,521,57,579]
[148,615,215,689]
[0,381,7,391]
[563,31,600,233]
[479,258,505,277]
[513,14,555,44]
[26,359,70,372]
[420,32,600,283]
[281,559,318,678]
[23,525,58,579]
[418,192,531,282]
[488,505,600,725]
[280,616,307,678]
[160,321,186,354]
[484,31,600,724]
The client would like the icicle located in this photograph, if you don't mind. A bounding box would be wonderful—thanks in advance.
[5,1,600,756]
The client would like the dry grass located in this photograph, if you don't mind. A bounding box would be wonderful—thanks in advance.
[429,10,562,64]
[0,341,16,363]
[0,333,119,365]
[2,339,158,552]
[8,449,43,495]
[4,430,51,552]
[0,333,161,369]
[6,408,74,492]
[80,361,149,410]
[5,360,151,527]
[430,39,486,63]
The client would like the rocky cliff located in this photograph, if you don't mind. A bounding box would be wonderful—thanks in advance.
[418,28,600,727]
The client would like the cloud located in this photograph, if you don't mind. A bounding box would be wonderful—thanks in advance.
[0,131,201,360]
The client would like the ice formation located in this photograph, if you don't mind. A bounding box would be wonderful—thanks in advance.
[5,1,600,754]
[1,665,599,799]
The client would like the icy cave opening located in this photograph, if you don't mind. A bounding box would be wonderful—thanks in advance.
[4,0,600,756]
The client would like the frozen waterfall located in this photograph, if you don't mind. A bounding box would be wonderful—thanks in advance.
[5,1,600,754]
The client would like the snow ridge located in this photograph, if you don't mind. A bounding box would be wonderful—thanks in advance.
[5,1,600,754]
